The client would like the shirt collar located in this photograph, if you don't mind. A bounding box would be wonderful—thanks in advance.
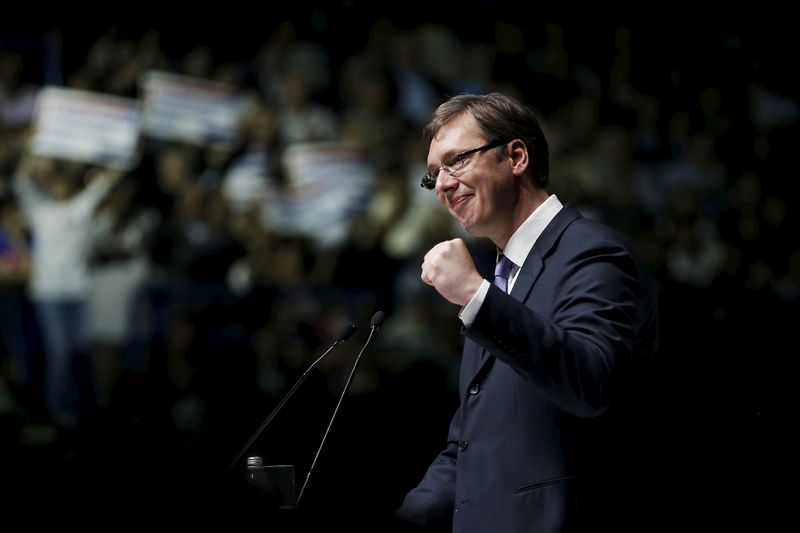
[500,194,563,267]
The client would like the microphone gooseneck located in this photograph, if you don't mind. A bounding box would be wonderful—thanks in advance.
[227,322,357,472]
[296,311,386,505]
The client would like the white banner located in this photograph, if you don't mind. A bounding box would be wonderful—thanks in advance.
[29,87,142,169]
[281,142,375,249]
[140,71,245,146]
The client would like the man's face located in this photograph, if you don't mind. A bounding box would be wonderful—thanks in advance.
[428,113,516,242]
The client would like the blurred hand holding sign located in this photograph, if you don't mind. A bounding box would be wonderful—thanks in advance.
[29,87,142,170]
[140,70,247,147]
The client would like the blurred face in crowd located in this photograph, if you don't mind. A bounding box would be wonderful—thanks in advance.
[157,149,190,193]
[428,112,520,245]
[48,177,79,201]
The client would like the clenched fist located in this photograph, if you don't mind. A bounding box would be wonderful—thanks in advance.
[421,238,484,306]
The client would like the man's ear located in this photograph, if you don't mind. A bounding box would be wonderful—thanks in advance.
[507,139,529,177]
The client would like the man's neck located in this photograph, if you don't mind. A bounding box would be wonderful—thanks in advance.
[494,188,550,249]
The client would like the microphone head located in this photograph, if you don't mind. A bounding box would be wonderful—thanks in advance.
[336,323,357,342]
[370,311,385,331]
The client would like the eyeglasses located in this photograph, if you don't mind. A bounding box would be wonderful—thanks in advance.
[420,140,508,190]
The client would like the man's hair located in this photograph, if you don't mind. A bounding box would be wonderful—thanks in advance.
[423,92,550,187]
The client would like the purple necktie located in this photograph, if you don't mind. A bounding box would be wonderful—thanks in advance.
[494,254,514,293]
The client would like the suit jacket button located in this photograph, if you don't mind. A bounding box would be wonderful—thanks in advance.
[458,440,469,452]
[469,384,480,395]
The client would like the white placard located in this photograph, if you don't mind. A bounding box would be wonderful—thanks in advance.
[30,87,142,169]
[140,71,245,146]
[281,142,375,249]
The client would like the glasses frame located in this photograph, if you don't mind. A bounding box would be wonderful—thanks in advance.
[420,140,509,190]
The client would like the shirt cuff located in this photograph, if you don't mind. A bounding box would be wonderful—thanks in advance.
[458,279,490,327]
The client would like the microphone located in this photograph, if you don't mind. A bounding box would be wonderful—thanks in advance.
[296,311,386,505]
[370,310,385,332]
[227,321,357,472]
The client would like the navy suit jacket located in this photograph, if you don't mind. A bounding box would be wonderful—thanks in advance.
[396,205,659,532]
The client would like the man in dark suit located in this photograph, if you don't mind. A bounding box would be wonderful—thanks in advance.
[395,93,659,532]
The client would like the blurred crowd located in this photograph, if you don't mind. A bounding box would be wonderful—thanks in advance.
[0,13,794,525]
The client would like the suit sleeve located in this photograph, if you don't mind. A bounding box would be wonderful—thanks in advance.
[465,236,655,418]
[394,404,460,527]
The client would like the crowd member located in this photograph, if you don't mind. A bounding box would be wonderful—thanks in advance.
[86,177,159,412]
[0,196,33,407]
[12,153,120,428]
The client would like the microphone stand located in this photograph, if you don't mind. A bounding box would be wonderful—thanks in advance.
[296,311,384,505]
[227,323,357,472]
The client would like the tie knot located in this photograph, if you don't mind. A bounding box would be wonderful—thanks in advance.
[494,254,514,293]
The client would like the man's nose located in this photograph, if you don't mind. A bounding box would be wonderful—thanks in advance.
[435,170,458,193]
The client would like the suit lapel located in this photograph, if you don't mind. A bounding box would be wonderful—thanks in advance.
[509,205,582,302]
[472,205,583,371]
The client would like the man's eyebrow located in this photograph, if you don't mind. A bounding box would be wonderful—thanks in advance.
[427,149,460,171]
